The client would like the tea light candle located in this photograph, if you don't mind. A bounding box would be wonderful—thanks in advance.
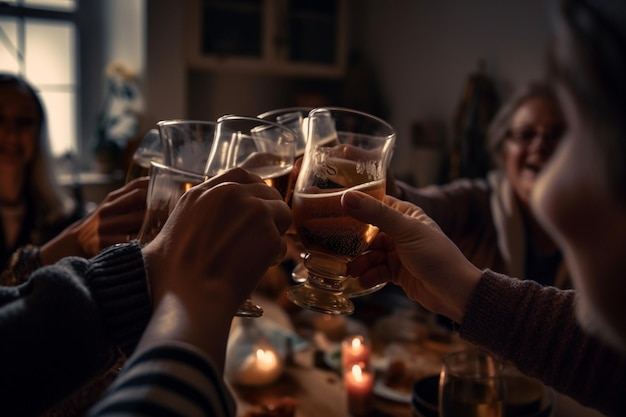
[342,335,371,372]
[234,346,284,386]
[345,363,374,416]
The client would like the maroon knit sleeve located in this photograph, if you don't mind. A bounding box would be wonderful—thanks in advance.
[460,269,626,416]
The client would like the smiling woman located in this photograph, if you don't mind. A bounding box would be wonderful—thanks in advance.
[0,73,81,271]
[382,81,571,291]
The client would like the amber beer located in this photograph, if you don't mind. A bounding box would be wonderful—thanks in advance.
[440,379,504,417]
[292,179,385,260]
[258,165,294,204]
[137,180,198,244]
[238,151,295,204]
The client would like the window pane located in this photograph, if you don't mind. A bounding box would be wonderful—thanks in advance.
[24,0,76,11]
[25,19,76,85]
[0,18,20,73]
[39,90,76,155]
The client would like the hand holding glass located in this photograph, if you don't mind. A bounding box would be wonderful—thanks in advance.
[208,115,296,317]
[286,107,395,315]
[136,161,205,245]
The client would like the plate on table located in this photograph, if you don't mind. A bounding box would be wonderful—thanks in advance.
[374,378,413,403]
[373,343,443,403]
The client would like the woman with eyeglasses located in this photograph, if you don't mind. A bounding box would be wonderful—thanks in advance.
[388,81,570,289]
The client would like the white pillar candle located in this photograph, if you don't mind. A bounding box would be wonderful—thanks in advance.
[235,346,284,386]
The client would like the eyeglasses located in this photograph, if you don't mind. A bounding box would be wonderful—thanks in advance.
[506,125,565,147]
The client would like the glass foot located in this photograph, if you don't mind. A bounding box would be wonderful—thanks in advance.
[235,298,263,318]
[293,264,387,299]
[286,282,354,315]
[343,278,387,299]
[291,262,307,283]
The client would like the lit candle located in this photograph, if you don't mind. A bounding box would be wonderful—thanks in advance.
[234,346,284,386]
[342,335,371,372]
[344,363,374,416]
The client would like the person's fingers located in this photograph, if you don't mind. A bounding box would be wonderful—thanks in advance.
[384,195,441,232]
[342,191,441,239]
[203,167,265,188]
[190,180,287,216]
[342,191,417,237]
[96,185,147,217]
[346,248,389,284]
[97,210,146,234]
[101,177,149,203]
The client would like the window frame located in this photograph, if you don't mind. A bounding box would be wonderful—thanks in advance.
[0,1,80,160]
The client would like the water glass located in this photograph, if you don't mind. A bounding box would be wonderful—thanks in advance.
[439,349,505,417]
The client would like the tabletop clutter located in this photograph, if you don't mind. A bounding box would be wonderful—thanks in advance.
[223,300,555,417]
[223,300,464,417]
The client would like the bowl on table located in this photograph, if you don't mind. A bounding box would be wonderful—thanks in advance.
[410,375,439,417]
[504,370,555,417]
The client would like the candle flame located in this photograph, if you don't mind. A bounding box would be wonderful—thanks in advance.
[351,337,363,349]
[255,348,278,370]
[351,364,364,382]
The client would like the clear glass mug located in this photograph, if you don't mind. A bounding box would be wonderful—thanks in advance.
[136,161,205,245]
[439,349,505,417]
[257,107,313,158]
[211,115,296,203]
[125,128,164,184]
[286,107,396,315]
[260,107,392,299]
[158,119,219,175]
[208,115,296,318]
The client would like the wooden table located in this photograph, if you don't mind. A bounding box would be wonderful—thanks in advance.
[226,297,418,417]
[226,295,609,417]
[229,346,413,417]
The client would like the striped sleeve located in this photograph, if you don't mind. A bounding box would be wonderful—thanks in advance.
[86,342,236,417]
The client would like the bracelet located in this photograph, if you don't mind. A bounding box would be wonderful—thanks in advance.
[1,245,42,286]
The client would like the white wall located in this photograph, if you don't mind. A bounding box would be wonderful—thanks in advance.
[145,0,187,128]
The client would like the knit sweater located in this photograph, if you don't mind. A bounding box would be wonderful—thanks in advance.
[461,270,626,417]
[0,242,152,417]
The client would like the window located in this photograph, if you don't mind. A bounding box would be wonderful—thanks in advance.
[0,0,78,156]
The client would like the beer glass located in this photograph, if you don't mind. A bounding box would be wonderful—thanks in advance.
[137,161,205,244]
[258,107,313,279]
[157,118,269,318]
[286,107,396,315]
[439,349,505,417]
[261,107,390,299]
[212,115,297,204]
[125,128,164,184]
[158,119,219,175]
[209,115,296,318]
[257,107,313,158]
